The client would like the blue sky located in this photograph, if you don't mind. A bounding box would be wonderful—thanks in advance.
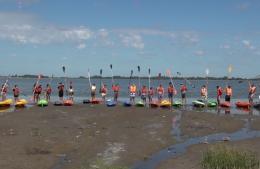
[0,0,259,77]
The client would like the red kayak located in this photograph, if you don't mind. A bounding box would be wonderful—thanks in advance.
[91,99,102,104]
[235,101,250,108]
[150,101,159,108]
[220,101,231,108]
[63,99,73,106]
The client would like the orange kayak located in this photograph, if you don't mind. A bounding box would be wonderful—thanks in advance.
[63,99,73,106]
[220,101,231,108]
[235,101,250,108]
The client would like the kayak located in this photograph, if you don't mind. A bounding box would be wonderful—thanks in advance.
[63,99,73,106]
[91,99,102,104]
[150,101,159,108]
[254,103,260,110]
[173,100,182,107]
[15,99,28,107]
[192,100,206,107]
[136,100,145,107]
[54,101,63,106]
[37,99,48,107]
[220,101,231,108]
[83,99,91,104]
[207,100,218,107]
[160,100,171,108]
[0,99,13,107]
[235,101,250,108]
[106,100,116,107]
[124,101,132,107]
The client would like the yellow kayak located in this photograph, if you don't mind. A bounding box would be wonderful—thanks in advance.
[160,99,171,108]
[15,99,28,107]
[0,99,13,107]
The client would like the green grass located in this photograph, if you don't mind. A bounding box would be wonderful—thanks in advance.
[82,159,128,169]
[201,145,260,169]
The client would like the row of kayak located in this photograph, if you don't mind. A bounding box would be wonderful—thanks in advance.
[1,98,260,110]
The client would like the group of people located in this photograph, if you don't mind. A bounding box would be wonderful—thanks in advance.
[0,80,258,106]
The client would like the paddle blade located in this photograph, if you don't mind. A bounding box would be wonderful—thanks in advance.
[131,70,133,76]
[62,66,66,73]
[137,66,140,72]
[148,68,151,75]
[110,64,113,69]
[100,69,103,76]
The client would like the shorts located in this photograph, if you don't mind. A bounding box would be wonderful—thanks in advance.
[91,92,95,97]
[168,93,173,98]
[130,92,136,97]
[14,95,19,98]
[158,94,163,100]
[59,91,64,97]
[114,92,119,99]
[225,95,231,102]
[181,93,186,99]
[141,95,146,100]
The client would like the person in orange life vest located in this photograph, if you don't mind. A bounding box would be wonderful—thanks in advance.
[1,83,8,101]
[112,83,120,102]
[35,84,42,102]
[200,85,208,101]
[148,87,154,103]
[225,85,232,102]
[129,83,137,104]
[216,86,223,105]
[141,85,148,104]
[248,83,256,105]
[168,82,177,105]
[58,82,64,102]
[157,84,164,103]
[180,84,188,105]
[12,84,20,102]
[45,84,52,101]
[100,84,107,102]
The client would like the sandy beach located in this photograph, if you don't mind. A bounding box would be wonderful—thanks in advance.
[0,104,259,169]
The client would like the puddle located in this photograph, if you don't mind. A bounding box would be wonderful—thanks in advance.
[171,110,182,142]
[132,118,260,169]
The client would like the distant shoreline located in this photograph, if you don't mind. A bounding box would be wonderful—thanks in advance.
[0,75,259,80]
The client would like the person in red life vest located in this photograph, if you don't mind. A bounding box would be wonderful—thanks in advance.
[112,83,120,102]
[35,84,42,102]
[100,84,107,102]
[248,83,257,105]
[141,85,148,104]
[1,84,8,101]
[157,84,164,103]
[45,84,52,101]
[12,84,20,102]
[225,85,232,102]
[200,85,208,101]
[32,83,37,103]
[168,82,177,105]
[129,83,137,104]
[58,82,64,102]
[180,84,188,105]
[148,87,154,104]
[216,86,223,105]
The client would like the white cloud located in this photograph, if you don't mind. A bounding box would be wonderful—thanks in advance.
[119,34,144,49]
[242,40,255,50]
[194,50,205,56]
[77,43,86,49]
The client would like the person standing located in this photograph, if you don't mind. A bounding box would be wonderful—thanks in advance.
[12,85,20,102]
[91,83,96,101]
[68,83,74,101]
[1,84,8,101]
[225,85,232,102]
[45,84,52,101]
[157,84,164,103]
[180,84,188,105]
[148,87,154,104]
[129,83,137,104]
[35,84,42,102]
[100,84,107,102]
[168,82,176,105]
[200,85,208,101]
[112,83,120,102]
[141,85,148,104]
[58,82,64,102]
[248,83,256,105]
[216,86,223,105]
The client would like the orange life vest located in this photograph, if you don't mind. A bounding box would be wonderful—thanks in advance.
[130,85,137,93]
[157,87,164,94]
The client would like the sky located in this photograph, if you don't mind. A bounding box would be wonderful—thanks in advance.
[0,0,260,78]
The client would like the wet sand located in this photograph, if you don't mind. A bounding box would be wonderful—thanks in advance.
[0,104,258,169]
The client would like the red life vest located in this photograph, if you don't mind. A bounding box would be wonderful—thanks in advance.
[46,87,52,94]
[112,85,120,92]
[101,87,107,94]
[141,87,147,95]
[217,87,223,96]
[13,87,19,95]
[181,86,187,93]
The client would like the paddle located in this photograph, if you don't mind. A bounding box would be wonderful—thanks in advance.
[87,69,92,89]
[31,74,42,102]
[148,68,151,91]
[137,66,141,95]
[0,75,10,96]
[205,68,209,88]
[62,65,68,96]
[110,64,114,85]
[99,69,103,93]
[128,70,134,95]
[227,64,233,86]
[158,73,161,86]
[166,69,175,87]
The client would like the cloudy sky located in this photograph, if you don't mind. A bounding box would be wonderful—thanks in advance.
[0,0,259,77]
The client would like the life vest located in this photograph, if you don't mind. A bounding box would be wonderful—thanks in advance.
[157,87,164,95]
[201,87,207,96]
[249,86,256,94]
[113,85,120,92]
[130,85,137,93]
[141,87,147,95]
[148,89,154,96]
[181,86,187,93]
[2,87,7,93]
[226,87,232,96]
[168,86,176,94]
[46,87,52,94]
[217,87,223,96]
[101,87,107,94]
[36,86,42,93]
[13,87,19,95]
